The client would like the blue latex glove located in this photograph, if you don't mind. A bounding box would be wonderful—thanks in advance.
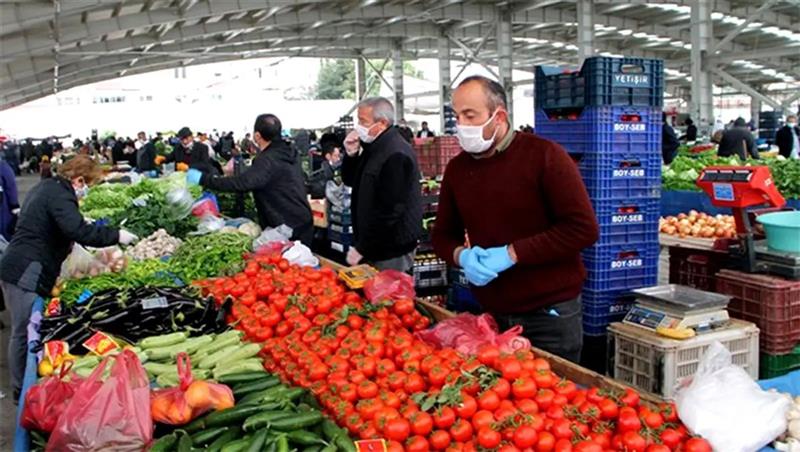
[186,168,202,186]
[478,246,516,274]
[459,247,498,287]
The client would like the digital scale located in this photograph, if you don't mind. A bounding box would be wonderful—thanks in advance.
[696,166,800,280]
[623,285,731,334]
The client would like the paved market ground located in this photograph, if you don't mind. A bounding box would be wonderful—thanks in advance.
[1,174,41,451]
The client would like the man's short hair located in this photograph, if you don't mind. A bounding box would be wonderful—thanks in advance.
[254,114,283,142]
[358,97,395,125]
[456,76,508,111]
[787,115,798,122]
[421,121,428,126]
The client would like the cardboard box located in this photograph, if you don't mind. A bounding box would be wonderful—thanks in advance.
[309,198,328,228]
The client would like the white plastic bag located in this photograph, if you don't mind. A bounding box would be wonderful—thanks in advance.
[675,341,790,452]
[192,214,226,235]
[282,241,319,267]
[165,187,193,220]
[253,224,293,251]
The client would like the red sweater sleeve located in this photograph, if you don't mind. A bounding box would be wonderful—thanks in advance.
[511,145,599,265]
[431,164,465,267]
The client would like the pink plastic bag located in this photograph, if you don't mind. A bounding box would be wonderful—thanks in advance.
[21,361,83,433]
[364,270,415,302]
[415,313,531,355]
[47,349,153,452]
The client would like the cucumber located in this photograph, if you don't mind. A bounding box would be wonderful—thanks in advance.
[204,405,265,429]
[176,430,193,452]
[198,345,241,369]
[276,435,290,452]
[195,331,243,357]
[334,433,357,452]
[140,332,188,349]
[233,376,281,397]
[283,387,306,402]
[144,361,176,376]
[238,385,288,406]
[321,419,345,442]
[214,343,261,369]
[212,359,264,380]
[156,372,179,388]
[191,426,229,446]
[149,433,178,452]
[71,355,101,369]
[246,429,269,452]
[221,437,252,452]
[268,412,324,431]
[287,430,327,446]
[218,371,272,385]
[173,335,215,358]
[207,427,241,452]
[243,411,296,432]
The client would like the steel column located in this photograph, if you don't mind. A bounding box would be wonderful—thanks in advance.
[355,56,366,100]
[496,7,513,122]
[750,93,760,136]
[576,0,595,63]
[392,43,404,122]
[438,33,451,134]
[690,0,714,134]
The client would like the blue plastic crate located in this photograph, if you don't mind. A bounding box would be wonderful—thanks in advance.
[582,289,637,336]
[535,105,661,156]
[447,283,482,314]
[582,242,660,291]
[327,229,354,246]
[535,57,663,109]
[592,197,660,245]
[578,152,662,200]
[448,267,469,287]
[328,209,352,226]
[330,240,350,254]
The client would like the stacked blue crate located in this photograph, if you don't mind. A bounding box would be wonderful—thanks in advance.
[327,199,353,254]
[535,56,663,336]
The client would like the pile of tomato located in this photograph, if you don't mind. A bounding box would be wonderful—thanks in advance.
[196,253,712,452]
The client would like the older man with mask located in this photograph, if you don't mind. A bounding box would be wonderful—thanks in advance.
[431,76,599,363]
[341,97,422,272]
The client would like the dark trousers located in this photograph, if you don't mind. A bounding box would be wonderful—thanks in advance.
[493,297,583,364]
[1,281,37,400]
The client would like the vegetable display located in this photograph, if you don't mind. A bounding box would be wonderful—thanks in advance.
[660,211,736,239]
[193,253,712,452]
[170,232,252,282]
[127,229,183,261]
[109,195,199,239]
[772,391,800,451]
[663,155,800,199]
[57,258,181,306]
[39,287,228,352]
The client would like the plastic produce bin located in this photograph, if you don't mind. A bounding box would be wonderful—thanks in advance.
[758,211,800,253]
[591,197,660,245]
[608,319,760,399]
[667,247,732,292]
[716,269,800,354]
[578,152,662,200]
[582,242,660,291]
[582,289,637,336]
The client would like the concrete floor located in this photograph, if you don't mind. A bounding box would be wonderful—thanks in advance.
[1,174,45,451]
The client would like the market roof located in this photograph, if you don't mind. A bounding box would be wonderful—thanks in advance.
[1,0,799,110]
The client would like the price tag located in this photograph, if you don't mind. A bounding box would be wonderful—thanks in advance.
[83,331,120,356]
[44,341,69,364]
[142,296,168,310]
[355,439,387,452]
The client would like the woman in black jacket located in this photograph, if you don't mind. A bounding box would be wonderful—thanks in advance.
[0,156,137,402]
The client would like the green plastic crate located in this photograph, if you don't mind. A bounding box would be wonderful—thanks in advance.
[761,346,800,379]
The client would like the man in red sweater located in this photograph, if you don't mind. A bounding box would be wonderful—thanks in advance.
[432,76,599,362]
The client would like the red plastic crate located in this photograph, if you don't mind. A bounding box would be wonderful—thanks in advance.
[716,269,800,354]
[668,247,731,292]
[413,137,462,177]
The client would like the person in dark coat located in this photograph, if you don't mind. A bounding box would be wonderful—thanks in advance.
[681,118,698,142]
[309,145,342,199]
[0,158,19,240]
[662,112,680,165]
[397,119,414,143]
[111,137,126,164]
[342,97,423,272]
[163,127,194,165]
[0,155,137,402]
[416,121,436,138]
[718,117,759,160]
[136,135,158,173]
[187,114,313,246]
[776,115,800,159]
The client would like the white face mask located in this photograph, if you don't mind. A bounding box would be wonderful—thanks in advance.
[456,111,498,154]
[74,184,88,199]
[355,123,377,144]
